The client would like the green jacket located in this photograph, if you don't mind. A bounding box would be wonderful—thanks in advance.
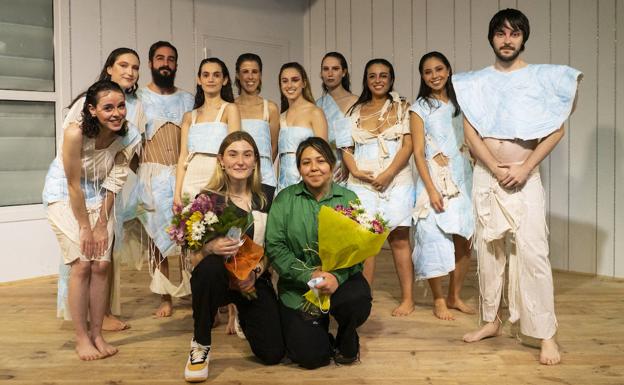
[266,181,362,310]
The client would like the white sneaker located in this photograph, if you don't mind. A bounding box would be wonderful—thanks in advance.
[184,339,210,383]
[234,314,246,340]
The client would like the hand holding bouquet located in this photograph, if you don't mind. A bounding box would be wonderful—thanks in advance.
[168,194,262,299]
[303,199,389,314]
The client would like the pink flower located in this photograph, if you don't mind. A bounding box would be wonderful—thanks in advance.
[371,219,384,234]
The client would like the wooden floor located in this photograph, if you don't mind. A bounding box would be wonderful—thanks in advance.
[1,250,623,385]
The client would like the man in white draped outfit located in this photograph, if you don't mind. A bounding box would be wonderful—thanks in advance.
[452,8,581,365]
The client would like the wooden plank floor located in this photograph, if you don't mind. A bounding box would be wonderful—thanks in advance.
[1,250,623,385]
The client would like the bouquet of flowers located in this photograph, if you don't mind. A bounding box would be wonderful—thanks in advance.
[168,194,261,299]
[302,199,389,313]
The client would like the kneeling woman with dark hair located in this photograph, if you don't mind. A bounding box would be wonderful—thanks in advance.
[266,137,372,369]
[184,131,284,383]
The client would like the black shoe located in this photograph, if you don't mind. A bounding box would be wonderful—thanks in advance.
[333,351,358,365]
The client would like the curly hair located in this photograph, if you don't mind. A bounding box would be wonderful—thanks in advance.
[81,80,128,138]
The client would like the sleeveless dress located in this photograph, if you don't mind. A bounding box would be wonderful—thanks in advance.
[52,95,144,320]
[316,94,353,167]
[276,113,314,193]
[182,103,230,198]
[346,96,415,228]
[410,98,474,280]
[241,99,276,187]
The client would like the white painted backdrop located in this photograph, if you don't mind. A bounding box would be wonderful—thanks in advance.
[304,0,624,278]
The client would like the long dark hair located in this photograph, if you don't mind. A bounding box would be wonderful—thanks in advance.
[81,80,128,138]
[194,57,235,109]
[321,51,351,93]
[348,58,395,116]
[68,47,140,109]
[235,53,262,95]
[417,51,460,117]
[278,62,315,112]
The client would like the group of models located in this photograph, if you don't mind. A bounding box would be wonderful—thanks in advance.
[42,8,581,382]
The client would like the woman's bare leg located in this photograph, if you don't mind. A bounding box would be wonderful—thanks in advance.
[389,227,415,316]
[446,235,475,314]
[68,261,101,361]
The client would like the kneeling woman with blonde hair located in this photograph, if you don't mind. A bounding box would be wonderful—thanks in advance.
[184,131,284,383]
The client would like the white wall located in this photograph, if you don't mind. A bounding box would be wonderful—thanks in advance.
[0,0,306,283]
[304,0,624,278]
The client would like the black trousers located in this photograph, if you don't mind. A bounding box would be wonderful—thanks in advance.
[279,272,372,369]
[190,255,285,365]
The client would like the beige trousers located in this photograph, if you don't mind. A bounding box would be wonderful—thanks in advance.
[473,162,557,340]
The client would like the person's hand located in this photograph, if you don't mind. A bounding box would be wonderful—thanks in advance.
[236,271,256,293]
[202,237,241,257]
[492,164,510,183]
[428,188,444,212]
[312,271,339,295]
[92,222,109,257]
[354,169,375,184]
[79,226,95,258]
[173,196,183,214]
[498,163,531,189]
[371,170,393,192]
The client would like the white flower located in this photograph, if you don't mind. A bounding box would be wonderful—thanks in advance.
[203,212,218,225]
[191,221,206,241]
[182,203,192,215]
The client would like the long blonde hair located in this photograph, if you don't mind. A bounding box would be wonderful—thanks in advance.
[202,131,267,209]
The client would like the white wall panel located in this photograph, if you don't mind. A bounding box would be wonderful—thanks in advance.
[309,0,326,96]
[372,0,394,61]
[615,0,624,278]
[171,0,195,94]
[101,0,135,57]
[596,0,617,276]
[335,0,352,68]
[453,0,471,73]
[412,0,427,98]
[394,0,414,100]
[325,0,336,53]
[548,0,570,270]
[69,0,101,98]
[426,0,453,62]
[350,0,373,96]
[569,0,597,274]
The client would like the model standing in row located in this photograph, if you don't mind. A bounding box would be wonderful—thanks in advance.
[454,8,581,364]
[316,52,358,182]
[276,62,328,192]
[130,41,195,316]
[43,80,141,360]
[58,48,145,331]
[235,53,280,187]
[343,59,415,316]
[175,57,241,204]
[410,52,474,320]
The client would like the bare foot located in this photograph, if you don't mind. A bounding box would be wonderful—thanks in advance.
[225,304,237,335]
[102,314,130,331]
[75,336,101,361]
[446,297,476,315]
[154,296,173,318]
[93,335,118,358]
[433,298,455,320]
[391,300,415,317]
[463,321,502,342]
[540,338,561,365]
